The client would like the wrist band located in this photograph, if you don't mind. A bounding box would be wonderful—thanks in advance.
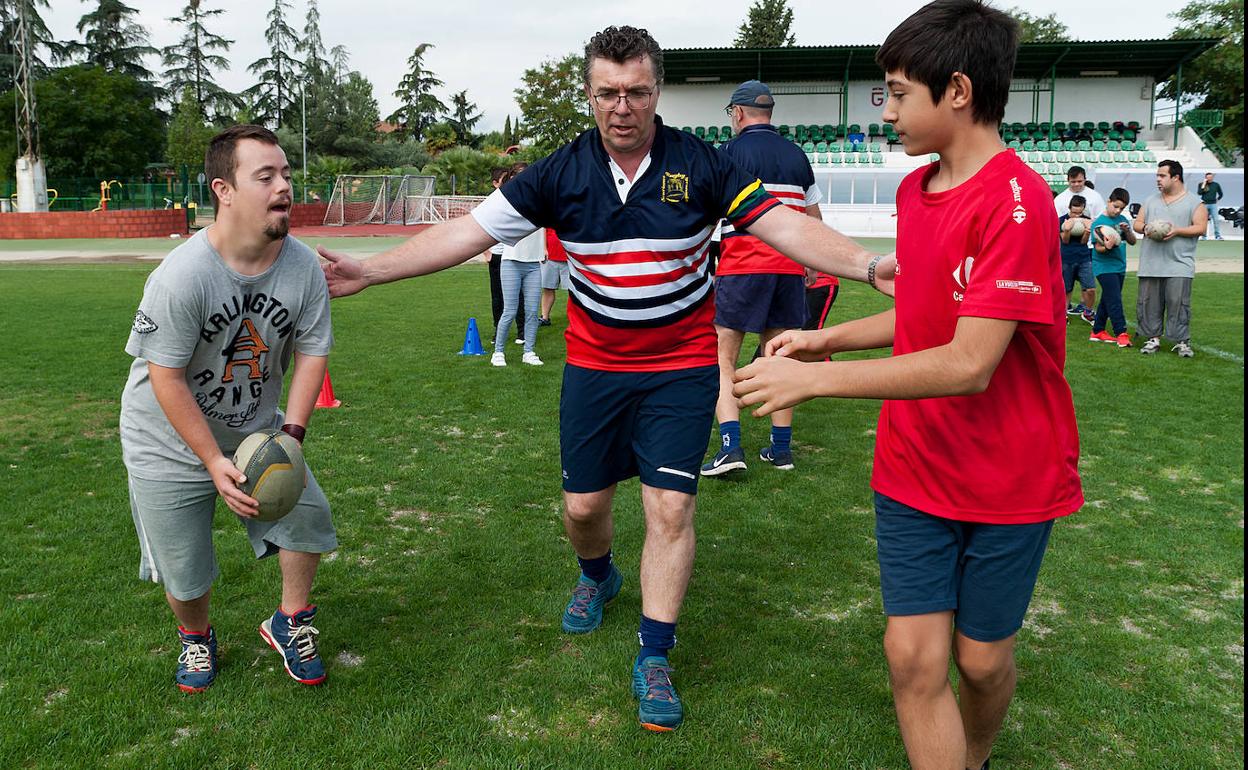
[281,424,306,443]
[866,254,884,289]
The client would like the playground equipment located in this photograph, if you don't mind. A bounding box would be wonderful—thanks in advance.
[93,180,121,212]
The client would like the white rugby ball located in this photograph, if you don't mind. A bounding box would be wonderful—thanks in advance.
[1144,220,1173,241]
[1068,219,1086,238]
[1094,225,1121,249]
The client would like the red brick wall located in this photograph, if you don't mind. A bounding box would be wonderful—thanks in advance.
[290,203,328,227]
[0,209,190,239]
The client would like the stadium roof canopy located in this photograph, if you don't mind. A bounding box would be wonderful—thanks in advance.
[663,39,1221,84]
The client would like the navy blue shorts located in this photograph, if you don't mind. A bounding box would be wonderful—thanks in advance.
[1062,255,1095,294]
[713,274,807,332]
[560,364,718,495]
[874,492,1053,642]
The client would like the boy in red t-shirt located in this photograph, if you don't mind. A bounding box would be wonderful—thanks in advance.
[733,1,1083,767]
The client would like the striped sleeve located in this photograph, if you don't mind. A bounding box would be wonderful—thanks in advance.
[725,180,782,230]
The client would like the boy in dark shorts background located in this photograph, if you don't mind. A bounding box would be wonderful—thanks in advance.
[1058,194,1095,324]
[732,2,1083,767]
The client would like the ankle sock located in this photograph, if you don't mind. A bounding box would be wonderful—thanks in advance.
[637,614,677,661]
[770,425,792,453]
[719,420,741,451]
[577,550,613,584]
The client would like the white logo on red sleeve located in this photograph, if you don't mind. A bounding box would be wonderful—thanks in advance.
[951,256,974,301]
[996,279,1042,295]
[1009,178,1026,223]
[1012,205,1027,224]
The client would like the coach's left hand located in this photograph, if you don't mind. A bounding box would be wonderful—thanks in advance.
[733,356,817,417]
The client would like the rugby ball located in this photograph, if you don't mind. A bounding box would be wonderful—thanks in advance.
[1094,225,1121,249]
[1068,219,1086,238]
[1144,220,1173,241]
[231,429,306,521]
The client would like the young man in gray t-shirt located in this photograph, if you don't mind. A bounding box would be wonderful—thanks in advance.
[1132,160,1208,358]
[120,125,336,692]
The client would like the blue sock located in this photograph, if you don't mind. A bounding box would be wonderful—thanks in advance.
[771,425,792,453]
[637,615,677,661]
[577,550,613,584]
[719,420,741,451]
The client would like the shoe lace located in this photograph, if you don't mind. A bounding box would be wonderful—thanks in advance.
[178,642,213,673]
[287,621,321,663]
[567,583,597,617]
[642,663,676,702]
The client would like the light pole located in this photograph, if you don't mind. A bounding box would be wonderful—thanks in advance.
[300,80,308,203]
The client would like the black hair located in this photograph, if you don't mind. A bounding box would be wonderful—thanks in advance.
[1158,159,1184,181]
[1066,166,1086,180]
[1069,194,1086,208]
[1108,187,1130,205]
[583,26,664,86]
[875,0,1018,125]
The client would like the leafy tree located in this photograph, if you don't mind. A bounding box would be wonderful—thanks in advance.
[515,54,593,153]
[1158,0,1244,149]
[424,122,458,154]
[1005,7,1070,43]
[162,0,238,121]
[67,0,158,82]
[166,87,216,174]
[388,43,445,141]
[733,0,796,48]
[420,146,504,195]
[307,70,381,161]
[0,64,164,179]
[446,90,483,146]
[246,0,301,128]
[0,0,67,90]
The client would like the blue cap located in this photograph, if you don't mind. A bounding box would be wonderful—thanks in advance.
[728,80,775,108]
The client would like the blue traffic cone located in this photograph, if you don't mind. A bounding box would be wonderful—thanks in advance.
[458,317,486,356]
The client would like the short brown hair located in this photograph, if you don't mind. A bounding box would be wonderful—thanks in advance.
[583,26,663,86]
[205,124,281,207]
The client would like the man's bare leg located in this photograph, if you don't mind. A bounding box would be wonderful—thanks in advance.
[955,632,1017,770]
[563,486,616,559]
[638,484,696,622]
[279,549,320,614]
[884,612,966,770]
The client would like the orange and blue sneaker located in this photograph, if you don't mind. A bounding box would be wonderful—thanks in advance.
[259,605,326,685]
[561,566,622,634]
[633,655,683,731]
[176,626,217,693]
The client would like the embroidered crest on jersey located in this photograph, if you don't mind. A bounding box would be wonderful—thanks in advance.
[132,309,158,334]
[660,172,690,204]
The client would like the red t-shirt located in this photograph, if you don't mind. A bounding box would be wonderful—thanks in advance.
[871,150,1083,524]
[545,229,567,262]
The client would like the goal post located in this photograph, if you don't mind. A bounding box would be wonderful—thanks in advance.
[323,174,483,226]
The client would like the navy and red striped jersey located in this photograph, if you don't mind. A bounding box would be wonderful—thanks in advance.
[717,123,822,277]
[472,117,780,372]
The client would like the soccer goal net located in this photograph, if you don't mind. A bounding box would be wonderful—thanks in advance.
[323,175,438,226]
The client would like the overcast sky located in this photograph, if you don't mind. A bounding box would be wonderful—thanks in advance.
[43,0,1191,132]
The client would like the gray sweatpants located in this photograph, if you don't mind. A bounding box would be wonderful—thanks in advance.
[1136,276,1192,342]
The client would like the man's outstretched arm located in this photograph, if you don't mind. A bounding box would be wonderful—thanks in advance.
[319,214,498,297]
[746,205,896,296]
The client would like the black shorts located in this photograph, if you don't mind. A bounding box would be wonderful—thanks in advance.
[559,364,718,495]
[713,274,807,332]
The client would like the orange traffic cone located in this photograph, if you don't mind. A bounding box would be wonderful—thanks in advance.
[315,371,341,408]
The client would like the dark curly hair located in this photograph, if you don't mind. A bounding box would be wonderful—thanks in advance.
[582,25,664,86]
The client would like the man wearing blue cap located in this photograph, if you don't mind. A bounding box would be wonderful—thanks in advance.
[703,80,825,477]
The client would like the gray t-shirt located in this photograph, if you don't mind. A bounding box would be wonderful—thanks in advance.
[120,229,333,481]
[1138,191,1200,278]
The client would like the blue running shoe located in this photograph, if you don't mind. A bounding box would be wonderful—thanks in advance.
[632,655,683,731]
[176,626,217,693]
[259,606,326,685]
[561,566,622,634]
[759,445,794,470]
[701,445,747,476]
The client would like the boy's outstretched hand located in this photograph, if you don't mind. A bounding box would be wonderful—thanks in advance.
[318,245,368,297]
[764,328,835,361]
[732,356,819,417]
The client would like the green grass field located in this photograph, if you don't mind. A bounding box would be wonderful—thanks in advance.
[0,257,1242,769]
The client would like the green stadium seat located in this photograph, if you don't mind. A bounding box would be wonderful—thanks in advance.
[1142,150,1156,162]
[848,123,861,135]
[1042,151,1056,162]
[1007,139,1022,150]
[1010,122,1024,134]
[1069,151,1084,163]
[1097,121,1110,132]
[870,143,883,153]
[1077,140,1092,151]
[694,126,705,138]
[1136,140,1150,151]
[1092,140,1106,151]
[1114,151,1128,164]
[778,124,790,136]
[1101,151,1116,163]
[721,125,732,138]
[1092,130,1106,141]
[802,141,815,152]
[1127,151,1141,163]
[1106,140,1119,151]
[1055,151,1069,163]
[815,141,828,153]
[1082,121,1095,131]
[1025,122,1038,135]
[1036,140,1050,152]
[868,123,880,137]
[1022,140,1036,152]
[681,126,692,133]
[829,153,842,165]
[706,126,719,140]
[1122,129,1136,142]
[871,153,884,165]
[1062,140,1076,151]
[1108,130,1122,141]
[1040,121,1051,134]
[805,152,816,164]
[1127,120,1141,131]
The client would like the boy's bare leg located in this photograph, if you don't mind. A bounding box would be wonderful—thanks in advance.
[168,590,211,632]
[279,549,320,614]
[955,632,1018,770]
[885,612,966,770]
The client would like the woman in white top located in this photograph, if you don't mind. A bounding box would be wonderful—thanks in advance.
[492,164,545,366]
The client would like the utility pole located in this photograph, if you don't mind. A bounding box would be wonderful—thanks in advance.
[13,0,48,212]
[301,80,307,203]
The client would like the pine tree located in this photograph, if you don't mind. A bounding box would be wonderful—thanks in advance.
[0,0,66,90]
[68,0,158,81]
[446,90,482,146]
[329,45,350,86]
[246,0,301,128]
[162,0,238,121]
[733,0,796,48]
[298,0,327,80]
[502,115,513,147]
[387,43,445,142]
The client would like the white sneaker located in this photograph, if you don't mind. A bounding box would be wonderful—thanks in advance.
[1172,341,1195,358]
[522,352,544,366]
[514,338,524,345]
[1140,337,1161,355]
[490,352,506,367]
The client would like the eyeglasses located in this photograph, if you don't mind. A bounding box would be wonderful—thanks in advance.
[592,90,655,111]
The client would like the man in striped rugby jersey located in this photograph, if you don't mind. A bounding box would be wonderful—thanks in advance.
[320,25,893,732]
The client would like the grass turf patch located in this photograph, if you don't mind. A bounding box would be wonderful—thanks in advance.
[0,259,1241,768]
